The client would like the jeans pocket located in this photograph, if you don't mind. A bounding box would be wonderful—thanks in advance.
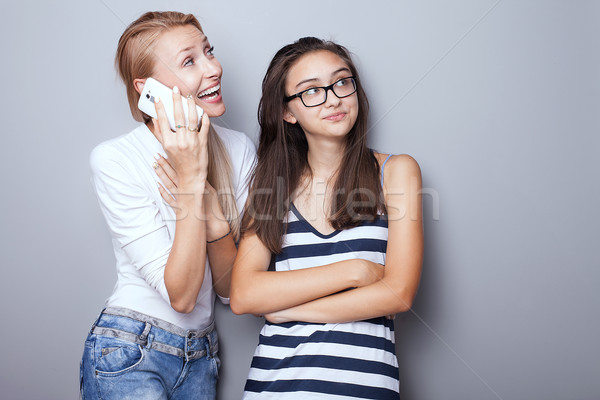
[95,336,144,376]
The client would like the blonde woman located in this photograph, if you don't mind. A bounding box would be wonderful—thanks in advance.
[80,11,255,399]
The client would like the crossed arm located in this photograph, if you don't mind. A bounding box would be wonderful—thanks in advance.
[230,154,423,323]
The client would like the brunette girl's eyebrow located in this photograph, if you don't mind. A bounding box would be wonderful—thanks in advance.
[295,78,319,89]
[294,67,352,89]
[331,67,351,76]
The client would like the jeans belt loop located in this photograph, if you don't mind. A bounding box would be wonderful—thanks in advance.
[206,333,213,360]
[184,331,193,362]
[139,322,151,347]
[89,308,106,335]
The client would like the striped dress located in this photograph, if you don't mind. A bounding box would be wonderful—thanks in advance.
[243,202,400,399]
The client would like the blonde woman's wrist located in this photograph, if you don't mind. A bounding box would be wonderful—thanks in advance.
[206,219,230,242]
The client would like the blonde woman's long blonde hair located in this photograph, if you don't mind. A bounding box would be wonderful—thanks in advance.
[115,11,239,239]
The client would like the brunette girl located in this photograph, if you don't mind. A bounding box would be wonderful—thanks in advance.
[230,37,423,399]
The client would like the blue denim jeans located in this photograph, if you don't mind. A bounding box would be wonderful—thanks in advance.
[80,307,220,400]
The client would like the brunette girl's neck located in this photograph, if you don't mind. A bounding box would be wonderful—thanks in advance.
[306,138,344,182]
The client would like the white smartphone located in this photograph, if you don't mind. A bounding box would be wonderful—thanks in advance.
[137,77,204,131]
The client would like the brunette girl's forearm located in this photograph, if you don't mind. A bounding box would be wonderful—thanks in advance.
[231,250,383,315]
[265,277,417,324]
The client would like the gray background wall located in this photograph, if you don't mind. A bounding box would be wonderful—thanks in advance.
[1,1,598,399]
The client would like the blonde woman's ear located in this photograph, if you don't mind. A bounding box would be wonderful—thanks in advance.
[133,78,147,95]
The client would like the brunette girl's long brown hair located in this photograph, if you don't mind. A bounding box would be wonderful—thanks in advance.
[243,37,385,254]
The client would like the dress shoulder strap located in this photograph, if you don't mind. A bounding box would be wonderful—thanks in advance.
[380,154,393,187]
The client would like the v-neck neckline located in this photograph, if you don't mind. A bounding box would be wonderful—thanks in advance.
[289,202,341,239]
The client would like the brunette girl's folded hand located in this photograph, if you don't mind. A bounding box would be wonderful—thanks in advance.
[356,260,385,287]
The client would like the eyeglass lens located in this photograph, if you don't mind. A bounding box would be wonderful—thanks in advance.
[302,78,356,107]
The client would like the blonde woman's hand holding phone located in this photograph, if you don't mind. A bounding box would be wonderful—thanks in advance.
[153,85,209,192]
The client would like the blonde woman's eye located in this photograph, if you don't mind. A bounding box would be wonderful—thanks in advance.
[184,58,194,67]
[207,46,215,56]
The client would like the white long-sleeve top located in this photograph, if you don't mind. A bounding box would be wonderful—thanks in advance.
[90,123,255,330]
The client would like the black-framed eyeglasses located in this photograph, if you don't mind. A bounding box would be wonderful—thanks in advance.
[285,77,357,107]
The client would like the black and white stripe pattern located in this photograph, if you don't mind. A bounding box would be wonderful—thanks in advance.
[243,204,399,399]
